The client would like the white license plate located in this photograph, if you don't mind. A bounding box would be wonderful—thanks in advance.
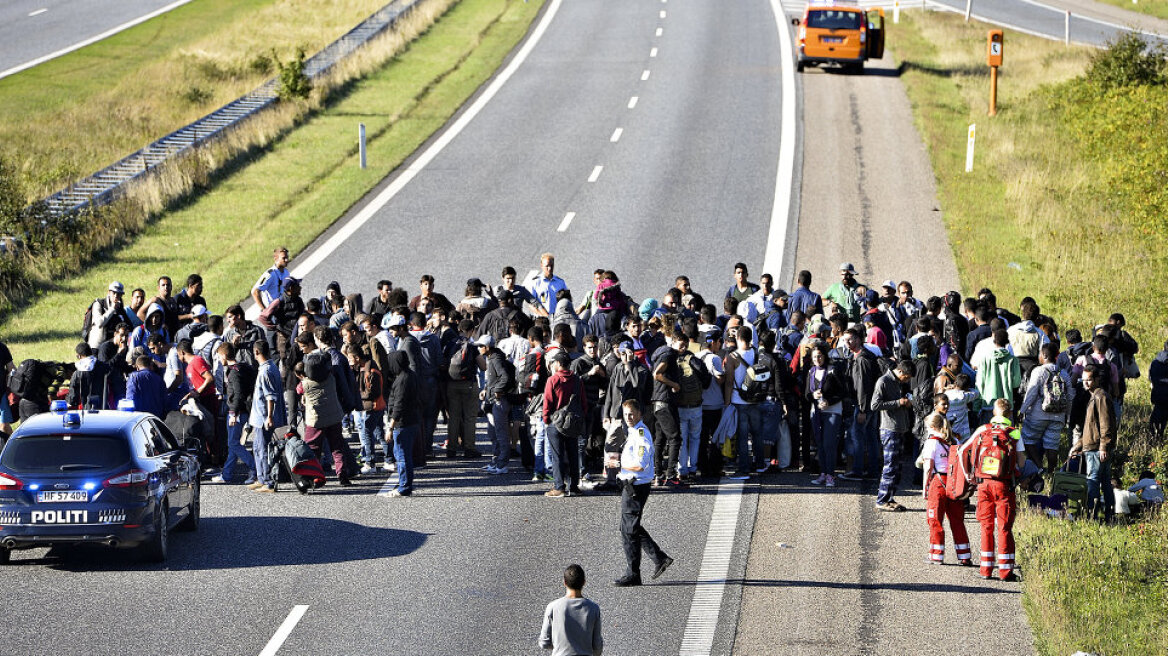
[823,37,844,43]
[37,491,89,503]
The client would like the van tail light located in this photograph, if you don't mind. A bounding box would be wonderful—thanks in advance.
[0,473,23,490]
[103,469,148,488]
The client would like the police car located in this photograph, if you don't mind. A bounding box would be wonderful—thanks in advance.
[0,402,201,563]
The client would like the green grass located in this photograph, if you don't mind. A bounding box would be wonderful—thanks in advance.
[0,0,543,361]
[889,10,1168,655]
[0,0,393,198]
[1095,0,1168,21]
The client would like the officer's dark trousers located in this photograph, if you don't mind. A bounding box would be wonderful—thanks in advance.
[621,480,666,578]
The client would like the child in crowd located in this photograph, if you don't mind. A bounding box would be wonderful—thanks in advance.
[943,374,979,442]
[1129,470,1164,505]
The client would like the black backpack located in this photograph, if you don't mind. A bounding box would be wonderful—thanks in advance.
[518,350,547,396]
[447,340,478,382]
[9,359,47,399]
[81,298,108,343]
[739,350,774,403]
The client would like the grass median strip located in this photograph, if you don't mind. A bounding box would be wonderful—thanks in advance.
[889,11,1168,656]
[0,0,398,198]
[0,0,543,360]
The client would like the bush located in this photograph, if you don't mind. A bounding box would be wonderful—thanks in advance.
[1087,32,1167,90]
[276,47,312,101]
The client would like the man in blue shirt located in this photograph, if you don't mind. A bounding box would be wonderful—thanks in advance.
[527,253,567,318]
[788,270,823,318]
[614,400,673,587]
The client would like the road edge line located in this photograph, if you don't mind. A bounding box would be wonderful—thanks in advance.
[761,0,799,286]
[258,604,310,656]
[0,0,195,80]
[280,0,565,288]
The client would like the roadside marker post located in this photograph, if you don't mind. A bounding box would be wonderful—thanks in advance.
[894,0,900,24]
[359,123,367,169]
[965,0,972,22]
[965,124,976,173]
[987,30,1003,116]
[1064,10,1071,45]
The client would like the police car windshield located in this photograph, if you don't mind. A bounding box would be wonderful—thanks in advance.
[0,435,131,473]
[807,10,862,30]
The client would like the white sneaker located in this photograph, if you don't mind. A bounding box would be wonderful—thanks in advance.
[810,474,826,485]
[825,475,837,488]
[383,462,397,473]
[484,465,499,474]
[210,475,227,484]
[490,466,508,475]
[360,465,375,475]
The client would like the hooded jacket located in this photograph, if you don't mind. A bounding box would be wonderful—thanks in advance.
[973,346,1021,404]
[385,351,420,426]
[850,347,883,411]
[542,366,587,423]
[484,349,515,402]
[68,356,111,409]
[603,357,650,420]
[301,352,343,429]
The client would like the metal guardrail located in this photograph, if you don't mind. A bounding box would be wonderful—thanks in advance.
[43,0,421,217]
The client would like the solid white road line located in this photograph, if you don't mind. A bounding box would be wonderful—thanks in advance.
[761,0,798,280]
[587,166,603,183]
[28,8,48,17]
[628,96,639,109]
[678,482,746,656]
[641,69,651,81]
[273,0,567,292]
[656,27,664,36]
[556,212,576,232]
[0,0,196,80]
[650,47,658,57]
[610,128,623,142]
[258,605,309,656]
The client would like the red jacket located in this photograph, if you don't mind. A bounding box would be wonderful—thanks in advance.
[542,368,587,422]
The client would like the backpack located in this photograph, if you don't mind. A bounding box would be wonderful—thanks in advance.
[447,340,478,382]
[739,350,773,403]
[9,359,45,399]
[946,439,977,501]
[518,350,546,396]
[1040,368,1069,413]
[974,424,1017,481]
[677,352,708,407]
[550,382,585,438]
[81,298,108,343]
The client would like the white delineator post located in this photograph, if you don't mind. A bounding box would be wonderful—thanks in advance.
[965,124,976,173]
[359,123,367,169]
[965,0,972,21]
[894,0,900,24]
[1065,10,1071,45]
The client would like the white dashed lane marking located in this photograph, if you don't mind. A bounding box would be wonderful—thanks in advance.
[557,212,576,232]
[641,70,651,81]
[610,128,623,142]
[28,8,48,17]
[258,605,309,656]
[650,47,658,57]
[628,96,638,109]
[656,27,663,36]
[587,166,603,183]
[660,10,667,18]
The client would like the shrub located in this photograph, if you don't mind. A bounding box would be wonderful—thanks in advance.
[276,47,312,101]
[1086,32,1167,90]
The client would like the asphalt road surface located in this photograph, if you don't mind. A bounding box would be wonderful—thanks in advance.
[0,0,192,78]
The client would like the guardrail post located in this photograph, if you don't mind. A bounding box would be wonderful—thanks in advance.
[359,123,367,169]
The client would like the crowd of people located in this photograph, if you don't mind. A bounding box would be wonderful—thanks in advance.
[1,248,1164,579]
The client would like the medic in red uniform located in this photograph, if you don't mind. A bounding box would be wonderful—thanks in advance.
[916,411,972,566]
[969,399,1026,582]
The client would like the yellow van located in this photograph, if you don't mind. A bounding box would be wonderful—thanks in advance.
[792,2,885,73]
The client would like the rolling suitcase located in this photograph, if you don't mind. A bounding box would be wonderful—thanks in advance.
[283,434,327,494]
[1050,457,1089,516]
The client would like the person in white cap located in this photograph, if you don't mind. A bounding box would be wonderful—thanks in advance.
[174,304,210,344]
[823,262,864,323]
[87,282,127,350]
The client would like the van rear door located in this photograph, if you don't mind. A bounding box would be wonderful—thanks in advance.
[866,9,885,60]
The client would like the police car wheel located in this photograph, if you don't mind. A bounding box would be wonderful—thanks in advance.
[176,481,200,533]
[139,504,169,563]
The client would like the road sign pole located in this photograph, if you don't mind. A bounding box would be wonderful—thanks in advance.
[989,67,998,116]
[359,123,367,169]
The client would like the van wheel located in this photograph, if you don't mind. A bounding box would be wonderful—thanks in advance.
[796,60,805,73]
[139,504,169,563]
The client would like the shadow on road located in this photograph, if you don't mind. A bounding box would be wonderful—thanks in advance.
[655,578,1019,595]
[18,516,428,572]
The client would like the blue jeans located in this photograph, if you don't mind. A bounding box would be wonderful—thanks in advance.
[545,423,580,492]
[222,416,255,482]
[392,425,417,494]
[358,410,386,465]
[488,398,511,468]
[252,424,275,486]
[734,403,764,473]
[848,409,881,476]
[1083,450,1114,520]
[877,429,906,504]
[531,416,549,476]
[678,407,703,475]
[811,408,841,476]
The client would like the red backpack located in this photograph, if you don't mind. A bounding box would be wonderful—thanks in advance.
[974,424,1017,482]
[946,439,977,501]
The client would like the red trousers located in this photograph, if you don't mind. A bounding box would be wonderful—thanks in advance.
[926,475,971,563]
[976,479,1016,579]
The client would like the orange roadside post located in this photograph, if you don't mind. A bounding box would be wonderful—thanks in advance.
[987,30,1003,116]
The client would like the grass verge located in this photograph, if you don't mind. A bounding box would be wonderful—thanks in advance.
[0,0,543,360]
[1095,0,1168,21]
[889,10,1168,655]
[0,0,393,199]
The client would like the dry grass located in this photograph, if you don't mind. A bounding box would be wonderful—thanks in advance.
[1095,0,1168,21]
[0,0,394,199]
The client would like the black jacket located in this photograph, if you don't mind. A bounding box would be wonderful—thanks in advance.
[385,351,420,426]
[225,362,256,415]
[850,348,883,410]
[805,364,845,407]
[67,357,111,409]
[484,350,515,402]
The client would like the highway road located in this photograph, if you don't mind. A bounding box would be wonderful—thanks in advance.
[0,0,192,79]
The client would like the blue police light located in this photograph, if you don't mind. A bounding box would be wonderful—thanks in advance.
[28,483,40,491]
[63,412,81,427]
[116,399,135,412]
[50,400,68,414]
[83,482,96,491]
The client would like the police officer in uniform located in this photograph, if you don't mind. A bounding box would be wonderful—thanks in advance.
[614,399,673,587]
